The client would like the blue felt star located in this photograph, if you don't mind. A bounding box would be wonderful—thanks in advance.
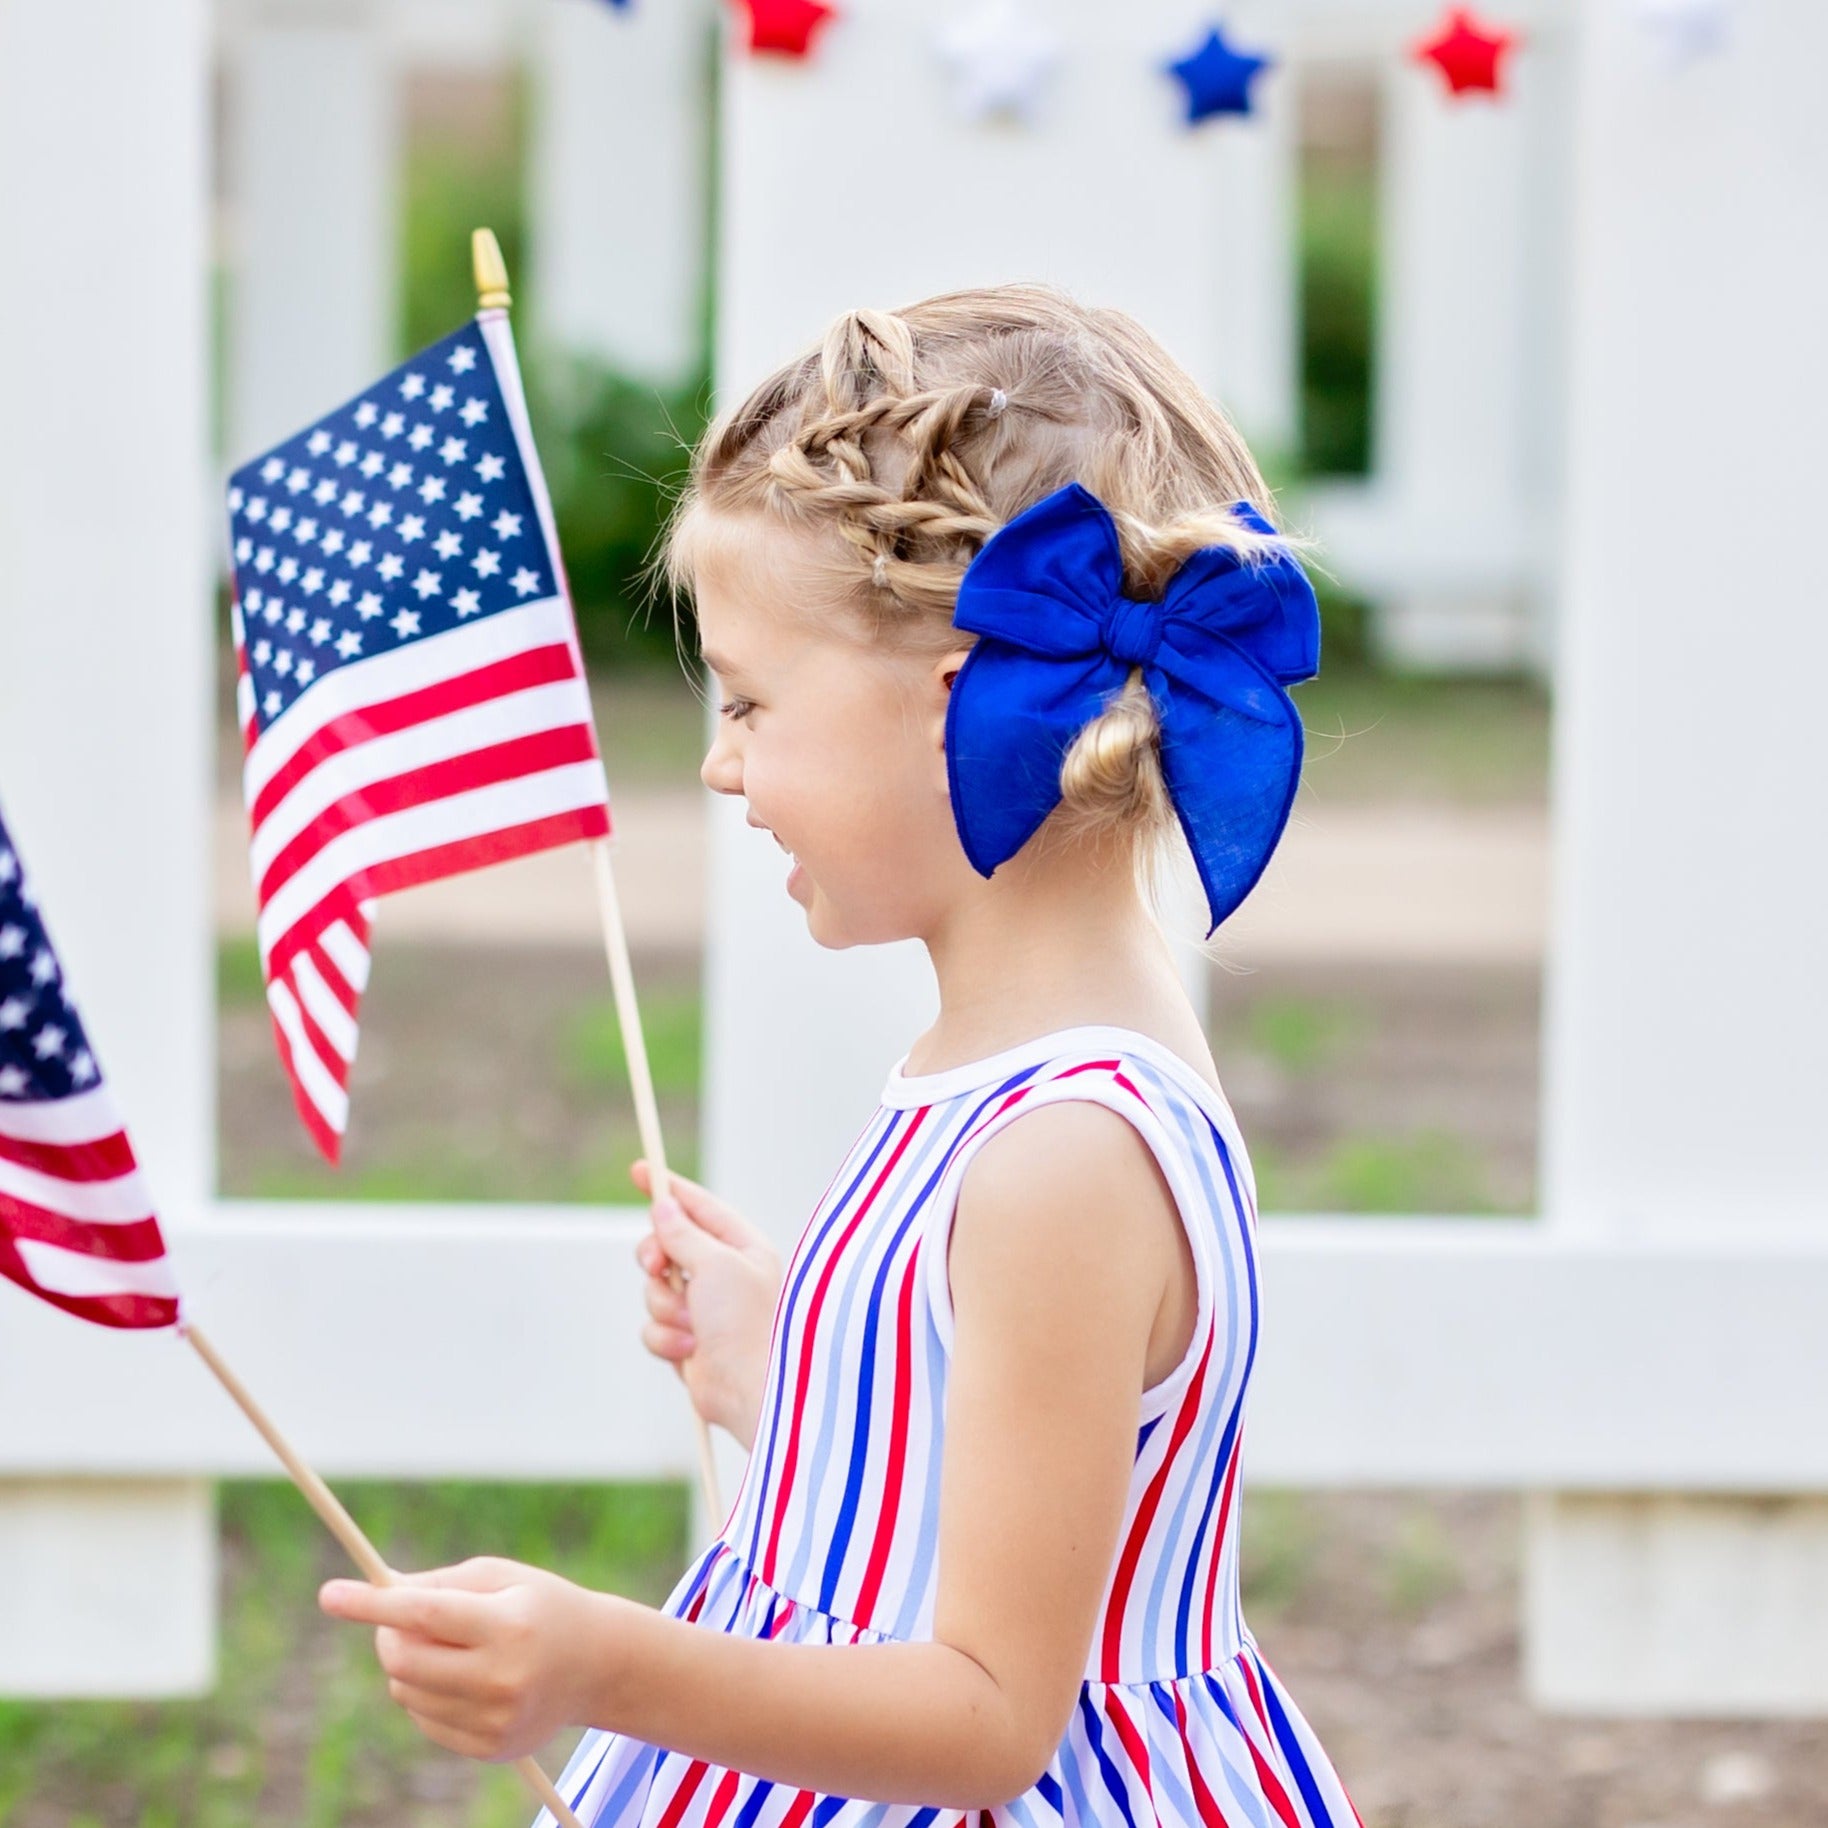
[1163,22,1273,124]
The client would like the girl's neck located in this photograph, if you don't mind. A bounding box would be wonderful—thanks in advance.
[910,846,1212,1080]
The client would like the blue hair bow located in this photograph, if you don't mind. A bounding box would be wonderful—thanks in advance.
[944,480,1320,937]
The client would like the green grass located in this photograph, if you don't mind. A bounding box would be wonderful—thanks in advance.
[1242,994,1364,1076]
[1381,1503,1465,1618]
[564,985,702,1100]
[1239,1490,1324,1615]
[1254,1128,1506,1216]
[0,1482,688,1828]
[216,937,268,1013]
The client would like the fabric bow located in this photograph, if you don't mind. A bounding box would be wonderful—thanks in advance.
[944,480,1320,936]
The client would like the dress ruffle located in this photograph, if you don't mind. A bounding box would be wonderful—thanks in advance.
[538,1537,1361,1828]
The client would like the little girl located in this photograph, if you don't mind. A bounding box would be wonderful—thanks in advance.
[321,283,1366,1828]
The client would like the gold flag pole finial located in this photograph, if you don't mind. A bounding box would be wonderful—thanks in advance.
[472,227,512,312]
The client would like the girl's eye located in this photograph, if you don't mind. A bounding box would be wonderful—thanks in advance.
[719,697,756,723]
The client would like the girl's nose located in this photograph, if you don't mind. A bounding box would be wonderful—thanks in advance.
[700,729,742,797]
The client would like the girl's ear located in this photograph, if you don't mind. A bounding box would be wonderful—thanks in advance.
[927,646,973,793]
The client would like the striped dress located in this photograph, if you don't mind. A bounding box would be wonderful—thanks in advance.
[540,1025,1363,1828]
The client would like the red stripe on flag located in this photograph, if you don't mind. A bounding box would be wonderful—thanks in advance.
[0,1248,176,1331]
[257,723,602,908]
[250,643,585,829]
[0,1197,164,1264]
[0,1126,137,1183]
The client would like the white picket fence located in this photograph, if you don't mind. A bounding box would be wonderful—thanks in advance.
[0,0,1824,1715]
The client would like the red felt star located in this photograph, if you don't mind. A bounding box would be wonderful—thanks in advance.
[1412,6,1519,96]
[733,0,837,58]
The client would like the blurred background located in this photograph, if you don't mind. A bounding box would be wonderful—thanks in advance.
[4,0,1824,1824]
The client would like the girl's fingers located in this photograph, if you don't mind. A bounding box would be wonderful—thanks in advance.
[319,1580,489,1645]
[376,1628,479,1699]
[629,1160,752,1247]
[642,1319,695,1360]
[643,1278,690,1326]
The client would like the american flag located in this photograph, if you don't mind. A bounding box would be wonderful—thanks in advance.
[0,804,180,1330]
[225,311,612,1160]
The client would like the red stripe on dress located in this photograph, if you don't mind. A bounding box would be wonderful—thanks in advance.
[654,1755,712,1828]
[249,643,583,828]
[852,1237,922,1626]
[1105,1688,1153,1798]
[1235,1654,1306,1828]
[1100,1316,1217,1680]
[1172,1686,1231,1828]
[760,1105,930,1587]
[1200,1424,1245,1669]
[777,1791,816,1828]
[700,1764,745,1828]
[256,723,601,907]
[0,1126,137,1183]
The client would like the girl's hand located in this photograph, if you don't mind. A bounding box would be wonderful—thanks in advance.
[631,1158,782,1453]
[318,1558,610,1763]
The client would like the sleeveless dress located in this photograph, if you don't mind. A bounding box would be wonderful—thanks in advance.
[539,1025,1364,1828]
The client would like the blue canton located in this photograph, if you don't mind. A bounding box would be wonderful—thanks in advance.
[0,808,99,1105]
[225,322,550,733]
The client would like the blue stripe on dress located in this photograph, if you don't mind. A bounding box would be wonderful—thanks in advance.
[812,1065,1048,1610]
[741,1109,904,1570]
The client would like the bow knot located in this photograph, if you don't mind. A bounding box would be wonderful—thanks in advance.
[1101,595,1167,668]
[944,480,1321,936]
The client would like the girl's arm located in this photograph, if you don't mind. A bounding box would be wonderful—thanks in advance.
[322,1101,1181,1811]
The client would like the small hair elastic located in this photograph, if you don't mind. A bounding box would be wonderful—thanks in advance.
[986,387,1009,418]
[872,552,891,587]
[944,480,1321,937]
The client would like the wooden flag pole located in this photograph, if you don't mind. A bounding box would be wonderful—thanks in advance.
[183,1322,587,1828]
[471,227,723,1528]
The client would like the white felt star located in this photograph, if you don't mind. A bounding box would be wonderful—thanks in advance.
[935,1,1061,125]
[1637,0,1733,61]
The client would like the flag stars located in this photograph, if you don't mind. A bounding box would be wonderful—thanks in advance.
[429,384,454,412]
[294,518,319,544]
[264,689,282,717]
[354,401,379,429]
[408,423,434,452]
[348,539,373,567]
[235,537,253,563]
[261,457,286,483]
[0,1064,26,1096]
[321,528,345,557]
[254,548,275,574]
[29,949,57,986]
[31,1024,66,1061]
[400,371,427,400]
[276,556,299,584]
[295,659,317,687]
[357,592,383,621]
[268,506,293,534]
[261,599,283,626]
[367,501,394,530]
[335,441,359,467]
[391,608,422,639]
[388,461,414,490]
[307,430,333,457]
[309,617,333,645]
[274,650,294,677]
[454,492,483,521]
[398,513,426,543]
[452,587,482,617]
[492,510,523,541]
[511,567,542,597]
[412,569,443,601]
[460,398,489,428]
[376,552,405,583]
[69,1050,97,1086]
[341,489,366,516]
[285,607,307,635]
[472,548,502,579]
[475,453,506,484]
[313,479,338,507]
[228,487,245,512]
[335,630,364,659]
[287,467,311,493]
[0,996,28,1031]
[359,452,385,480]
[418,476,447,505]
[326,579,351,608]
[381,412,405,439]
[253,639,273,665]
[440,436,468,466]
[246,497,269,523]
[449,343,478,374]
[433,529,463,560]
[0,925,23,959]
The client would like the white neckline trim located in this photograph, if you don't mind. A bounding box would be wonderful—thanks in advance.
[884,1022,1239,1130]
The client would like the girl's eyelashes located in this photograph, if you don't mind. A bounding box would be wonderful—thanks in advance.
[718,696,757,723]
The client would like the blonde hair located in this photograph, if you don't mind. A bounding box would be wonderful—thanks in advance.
[651,281,1301,918]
